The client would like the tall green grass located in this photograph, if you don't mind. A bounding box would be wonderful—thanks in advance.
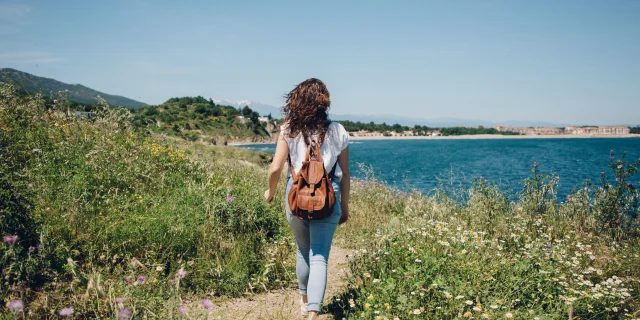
[1,85,294,318]
[328,164,640,319]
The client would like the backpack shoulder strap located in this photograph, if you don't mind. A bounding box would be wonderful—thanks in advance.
[287,154,296,178]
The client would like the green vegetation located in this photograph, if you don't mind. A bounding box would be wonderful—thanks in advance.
[439,126,520,136]
[2,85,639,318]
[1,85,293,317]
[336,120,520,136]
[631,126,640,134]
[0,69,279,144]
[328,160,640,319]
[0,68,147,109]
[132,96,277,143]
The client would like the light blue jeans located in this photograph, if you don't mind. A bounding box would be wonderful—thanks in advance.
[285,177,341,312]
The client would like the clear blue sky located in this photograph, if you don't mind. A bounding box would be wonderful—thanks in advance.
[1,0,639,125]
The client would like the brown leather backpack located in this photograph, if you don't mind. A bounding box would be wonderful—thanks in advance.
[288,136,338,220]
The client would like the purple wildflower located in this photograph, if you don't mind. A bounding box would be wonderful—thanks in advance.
[124,276,133,284]
[53,99,58,104]
[117,308,132,320]
[178,304,188,315]
[617,165,623,169]
[176,267,187,279]
[202,299,215,311]
[115,297,126,303]
[3,235,17,244]
[533,161,538,168]
[27,183,33,188]
[136,275,146,285]
[59,307,74,317]
[616,177,620,182]
[65,89,69,92]
[545,242,551,247]
[225,195,236,203]
[566,196,572,203]
[28,246,35,253]
[167,279,175,285]
[610,151,615,160]
[8,300,24,313]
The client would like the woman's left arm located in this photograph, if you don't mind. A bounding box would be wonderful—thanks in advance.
[264,134,289,203]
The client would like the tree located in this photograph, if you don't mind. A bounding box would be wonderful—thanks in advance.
[241,106,253,116]
[249,111,259,123]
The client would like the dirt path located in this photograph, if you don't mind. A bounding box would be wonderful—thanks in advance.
[207,246,353,320]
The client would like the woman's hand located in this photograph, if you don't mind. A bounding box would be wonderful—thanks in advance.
[264,189,275,204]
[339,207,349,224]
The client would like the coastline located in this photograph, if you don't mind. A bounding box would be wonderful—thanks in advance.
[349,134,640,141]
[228,134,640,145]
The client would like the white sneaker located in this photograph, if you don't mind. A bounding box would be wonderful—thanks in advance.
[300,297,308,317]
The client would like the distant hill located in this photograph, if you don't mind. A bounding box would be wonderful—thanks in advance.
[133,96,278,144]
[0,68,147,109]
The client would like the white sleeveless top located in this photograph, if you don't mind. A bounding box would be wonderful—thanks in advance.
[281,122,350,181]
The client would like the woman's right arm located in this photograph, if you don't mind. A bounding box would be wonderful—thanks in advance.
[337,146,350,224]
[264,134,289,203]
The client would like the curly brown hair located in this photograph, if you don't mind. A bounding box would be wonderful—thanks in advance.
[282,78,331,141]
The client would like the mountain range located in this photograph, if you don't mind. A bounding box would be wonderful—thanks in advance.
[0,68,147,109]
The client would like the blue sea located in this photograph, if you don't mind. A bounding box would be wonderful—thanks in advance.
[239,138,640,198]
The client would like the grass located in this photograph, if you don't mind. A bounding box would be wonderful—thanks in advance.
[1,85,295,318]
[328,168,640,319]
[2,84,639,319]
[154,134,275,167]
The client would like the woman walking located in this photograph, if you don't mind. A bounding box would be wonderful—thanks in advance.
[264,78,350,319]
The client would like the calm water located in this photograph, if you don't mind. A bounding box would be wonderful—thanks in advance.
[240,138,640,198]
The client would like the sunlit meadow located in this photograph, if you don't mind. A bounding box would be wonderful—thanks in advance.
[328,162,639,319]
[1,85,295,318]
[2,83,639,319]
